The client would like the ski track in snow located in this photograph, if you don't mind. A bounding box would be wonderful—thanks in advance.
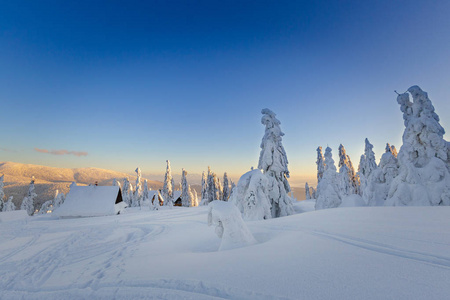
[305,229,450,269]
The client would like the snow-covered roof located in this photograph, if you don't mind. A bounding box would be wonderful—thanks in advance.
[53,186,122,218]
[172,190,181,200]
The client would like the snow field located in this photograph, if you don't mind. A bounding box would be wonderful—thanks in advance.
[0,205,449,299]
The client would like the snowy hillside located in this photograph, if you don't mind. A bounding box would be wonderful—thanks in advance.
[0,205,449,299]
[0,161,163,209]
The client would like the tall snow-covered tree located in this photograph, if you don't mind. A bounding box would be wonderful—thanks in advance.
[133,167,142,207]
[387,86,450,206]
[206,167,219,204]
[229,169,272,220]
[365,145,399,206]
[53,190,65,210]
[201,171,207,202]
[193,189,199,206]
[162,160,174,206]
[338,144,358,197]
[311,187,316,199]
[181,169,191,207]
[3,196,15,212]
[357,138,378,197]
[305,182,311,200]
[0,174,5,211]
[143,179,149,202]
[216,175,223,201]
[258,108,294,218]
[122,178,133,206]
[188,184,195,207]
[316,146,325,183]
[315,147,341,210]
[21,176,37,216]
[222,172,230,201]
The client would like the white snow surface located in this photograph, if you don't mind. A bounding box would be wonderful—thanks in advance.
[1,205,449,299]
[53,186,121,218]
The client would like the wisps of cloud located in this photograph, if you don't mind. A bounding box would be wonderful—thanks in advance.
[34,148,88,157]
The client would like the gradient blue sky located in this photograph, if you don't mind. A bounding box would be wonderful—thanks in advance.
[1,0,449,186]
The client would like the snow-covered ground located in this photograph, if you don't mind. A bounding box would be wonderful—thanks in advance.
[0,203,449,299]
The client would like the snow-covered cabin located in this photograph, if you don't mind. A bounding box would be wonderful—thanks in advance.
[149,190,164,206]
[172,190,182,206]
[53,186,124,218]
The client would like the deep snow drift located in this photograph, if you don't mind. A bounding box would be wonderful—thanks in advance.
[1,204,449,300]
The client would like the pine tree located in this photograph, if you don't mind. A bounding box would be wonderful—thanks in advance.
[143,179,149,202]
[315,147,341,210]
[222,172,230,201]
[305,182,311,200]
[216,175,223,201]
[206,167,219,204]
[133,167,142,207]
[365,145,399,206]
[338,144,358,197]
[357,138,378,198]
[258,109,294,218]
[181,169,191,207]
[316,146,325,183]
[21,176,37,216]
[162,160,174,206]
[122,178,133,206]
[387,86,450,206]
[201,171,207,202]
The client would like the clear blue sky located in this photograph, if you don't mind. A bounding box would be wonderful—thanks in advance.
[1,0,449,186]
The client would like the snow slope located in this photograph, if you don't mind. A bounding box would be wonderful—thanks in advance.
[0,204,449,299]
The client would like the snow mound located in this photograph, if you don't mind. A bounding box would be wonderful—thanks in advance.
[208,200,257,251]
[339,194,366,207]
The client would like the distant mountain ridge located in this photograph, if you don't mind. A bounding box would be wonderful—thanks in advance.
[0,161,163,209]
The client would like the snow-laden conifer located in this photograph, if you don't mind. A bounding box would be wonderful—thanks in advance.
[3,196,15,211]
[0,174,5,211]
[222,172,230,201]
[201,171,207,202]
[162,160,174,206]
[257,109,294,218]
[216,176,223,201]
[229,169,272,220]
[206,167,219,204]
[21,176,37,216]
[133,167,142,207]
[311,187,316,199]
[365,145,399,206]
[316,147,325,183]
[193,189,199,206]
[38,200,53,214]
[53,190,65,210]
[357,138,378,197]
[122,178,133,206]
[181,169,191,207]
[390,145,398,158]
[387,86,450,206]
[143,179,149,202]
[305,182,311,200]
[315,147,341,210]
[337,144,358,197]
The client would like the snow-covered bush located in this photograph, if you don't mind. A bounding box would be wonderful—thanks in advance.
[3,196,16,212]
[315,147,341,210]
[38,200,53,214]
[208,200,257,251]
[258,108,294,218]
[230,169,272,220]
[387,86,450,206]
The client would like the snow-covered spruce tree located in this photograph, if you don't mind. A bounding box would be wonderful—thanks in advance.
[316,146,325,183]
[222,172,230,201]
[305,182,311,200]
[53,190,65,210]
[229,169,272,220]
[387,86,450,206]
[206,168,219,204]
[122,178,133,206]
[315,147,341,210]
[201,171,207,202]
[193,189,199,206]
[3,196,15,211]
[188,185,195,207]
[0,174,5,211]
[390,144,398,158]
[181,169,191,207]
[357,138,378,198]
[365,144,399,206]
[258,109,294,218]
[337,144,358,197]
[152,190,162,210]
[21,176,37,216]
[162,160,174,206]
[216,175,223,201]
[311,187,316,199]
[38,199,53,214]
[143,179,149,202]
[133,167,142,207]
